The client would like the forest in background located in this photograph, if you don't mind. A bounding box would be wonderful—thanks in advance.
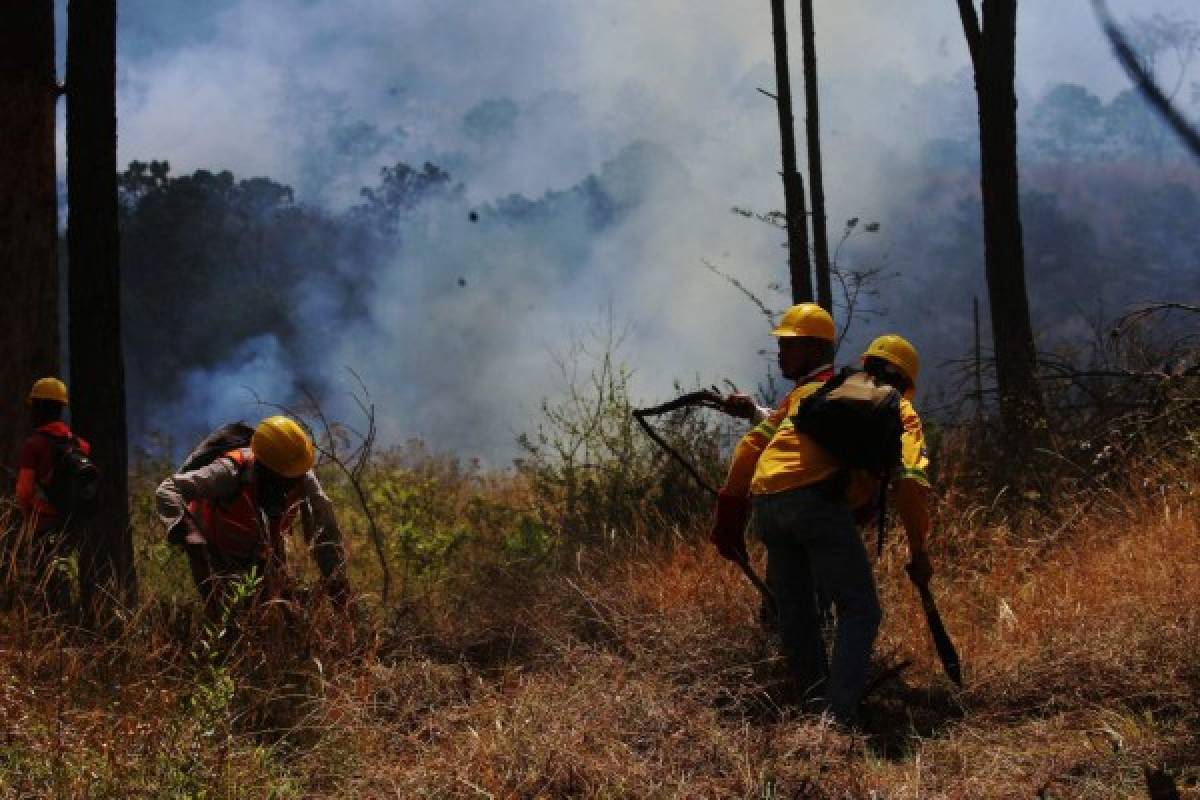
[1,1,1199,797]
[114,73,1200,456]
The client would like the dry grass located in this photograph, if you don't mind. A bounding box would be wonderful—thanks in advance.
[0,452,1198,798]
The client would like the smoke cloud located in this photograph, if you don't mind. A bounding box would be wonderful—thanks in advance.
[98,0,1195,460]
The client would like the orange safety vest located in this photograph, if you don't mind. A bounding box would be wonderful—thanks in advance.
[187,448,302,560]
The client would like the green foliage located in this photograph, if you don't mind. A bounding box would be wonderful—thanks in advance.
[313,443,557,611]
[515,322,727,549]
[128,451,198,601]
[188,570,261,739]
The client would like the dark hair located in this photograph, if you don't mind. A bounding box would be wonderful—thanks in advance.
[30,399,64,425]
[863,356,911,395]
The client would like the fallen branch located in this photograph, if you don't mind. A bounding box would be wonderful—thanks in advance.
[632,391,776,614]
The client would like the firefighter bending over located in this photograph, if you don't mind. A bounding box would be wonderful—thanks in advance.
[156,415,352,620]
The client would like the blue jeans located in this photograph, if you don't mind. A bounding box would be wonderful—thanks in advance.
[754,483,882,723]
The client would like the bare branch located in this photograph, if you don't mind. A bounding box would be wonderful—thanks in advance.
[249,383,393,606]
[1111,302,1200,339]
[1092,0,1200,161]
[700,258,778,330]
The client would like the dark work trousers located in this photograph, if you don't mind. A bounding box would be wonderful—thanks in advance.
[754,484,882,725]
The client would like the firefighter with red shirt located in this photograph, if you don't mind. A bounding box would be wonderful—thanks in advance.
[155,415,352,622]
[14,377,100,615]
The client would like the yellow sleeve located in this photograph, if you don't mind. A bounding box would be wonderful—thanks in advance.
[898,398,930,487]
[894,398,932,552]
[722,403,787,497]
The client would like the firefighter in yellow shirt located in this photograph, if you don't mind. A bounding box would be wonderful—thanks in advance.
[855,335,932,587]
[711,306,931,726]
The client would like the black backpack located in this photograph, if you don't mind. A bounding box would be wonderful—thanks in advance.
[165,422,256,547]
[792,368,904,555]
[178,421,256,474]
[38,432,101,520]
[792,367,903,477]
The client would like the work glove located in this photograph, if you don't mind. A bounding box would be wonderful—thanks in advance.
[168,518,206,548]
[905,550,934,587]
[720,393,759,420]
[709,489,751,563]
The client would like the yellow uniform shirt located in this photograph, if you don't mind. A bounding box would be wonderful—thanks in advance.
[723,374,930,507]
[721,367,840,498]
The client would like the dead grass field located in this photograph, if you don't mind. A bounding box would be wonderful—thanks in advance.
[0,454,1196,798]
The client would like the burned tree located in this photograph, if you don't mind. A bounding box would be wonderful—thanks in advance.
[768,0,814,303]
[67,0,137,604]
[955,0,1046,444]
[0,2,60,479]
[799,0,832,312]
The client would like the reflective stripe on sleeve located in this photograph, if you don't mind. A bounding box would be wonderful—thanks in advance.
[898,466,931,487]
[752,420,778,438]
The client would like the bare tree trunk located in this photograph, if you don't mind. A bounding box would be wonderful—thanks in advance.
[0,2,60,482]
[67,0,136,607]
[799,0,832,312]
[956,0,1046,443]
[769,0,814,304]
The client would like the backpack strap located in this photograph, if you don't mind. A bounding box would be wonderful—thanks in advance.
[795,368,846,416]
[33,430,75,482]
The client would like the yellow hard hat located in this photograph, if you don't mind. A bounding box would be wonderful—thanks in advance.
[770,303,836,341]
[862,334,919,396]
[251,415,315,478]
[27,377,68,406]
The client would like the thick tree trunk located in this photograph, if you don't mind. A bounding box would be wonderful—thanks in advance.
[799,0,832,312]
[0,3,60,482]
[67,0,136,606]
[958,0,1045,443]
[769,0,814,304]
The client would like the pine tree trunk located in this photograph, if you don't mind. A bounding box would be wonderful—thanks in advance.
[799,0,833,312]
[67,0,137,606]
[958,0,1046,444]
[769,0,814,304]
[0,2,60,480]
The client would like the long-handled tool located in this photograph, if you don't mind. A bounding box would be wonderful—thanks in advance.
[632,391,776,615]
[905,564,962,686]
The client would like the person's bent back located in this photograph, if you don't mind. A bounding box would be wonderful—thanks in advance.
[155,415,352,619]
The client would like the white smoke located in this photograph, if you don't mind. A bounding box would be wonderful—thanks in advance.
[147,334,295,441]
[106,0,1192,458]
